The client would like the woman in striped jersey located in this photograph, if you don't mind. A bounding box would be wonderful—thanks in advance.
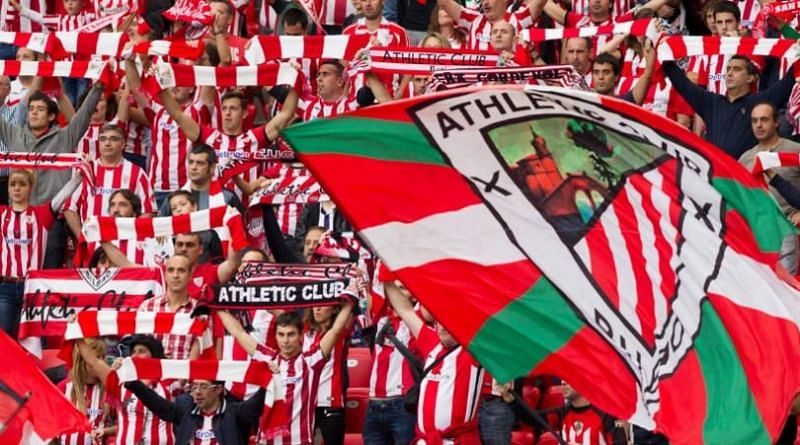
[0,168,81,336]
[57,337,112,445]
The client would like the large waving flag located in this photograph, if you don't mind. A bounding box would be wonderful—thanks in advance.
[282,86,800,444]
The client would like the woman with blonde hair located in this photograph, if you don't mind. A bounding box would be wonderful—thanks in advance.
[58,337,112,444]
[427,5,467,49]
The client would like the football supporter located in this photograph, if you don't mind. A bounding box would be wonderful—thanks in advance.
[501,380,627,445]
[136,254,205,360]
[591,45,655,105]
[218,298,356,445]
[562,37,593,85]
[76,334,174,445]
[124,377,266,445]
[58,337,112,445]
[426,5,467,49]
[64,124,156,243]
[68,84,128,161]
[384,281,486,445]
[663,55,797,159]
[0,168,81,336]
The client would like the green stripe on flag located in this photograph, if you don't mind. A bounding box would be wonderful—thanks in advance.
[713,178,796,253]
[282,117,448,166]
[468,276,584,383]
[694,300,770,444]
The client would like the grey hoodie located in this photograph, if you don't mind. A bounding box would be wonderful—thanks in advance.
[0,83,103,205]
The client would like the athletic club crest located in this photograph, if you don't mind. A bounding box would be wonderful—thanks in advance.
[77,267,121,291]
[411,88,727,424]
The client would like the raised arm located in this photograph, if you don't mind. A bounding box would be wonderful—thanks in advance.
[217,310,258,355]
[365,72,392,104]
[76,339,113,383]
[758,65,796,108]
[662,61,712,118]
[631,40,656,106]
[383,281,423,337]
[50,171,83,213]
[217,246,243,284]
[124,381,184,423]
[542,0,567,26]
[63,82,106,150]
[101,241,137,267]
[158,88,201,142]
[319,299,355,358]
[265,87,298,142]
[437,0,464,23]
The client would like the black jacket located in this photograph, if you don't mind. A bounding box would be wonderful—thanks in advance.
[125,381,265,445]
[663,61,796,159]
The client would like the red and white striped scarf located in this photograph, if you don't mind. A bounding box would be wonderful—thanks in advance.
[368,46,502,76]
[249,169,328,207]
[64,311,208,340]
[0,152,94,187]
[0,31,61,55]
[244,34,371,64]
[77,9,128,33]
[82,205,249,251]
[656,36,800,61]
[752,151,800,176]
[754,0,800,37]
[522,18,655,42]
[162,0,213,26]
[150,61,299,90]
[0,59,113,82]
[48,31,206,59]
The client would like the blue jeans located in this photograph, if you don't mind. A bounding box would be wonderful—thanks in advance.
[154,191,173,212]
[479,398,515,445]
[363,397,416,445]
[0,282,25,338]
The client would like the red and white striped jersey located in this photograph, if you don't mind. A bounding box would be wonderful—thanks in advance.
[458,8,533,51]
[641,79,694,121]
[228,35,249,66]
[0,204,54,278]
[112,380,175,445]
[694,54,730,95]
[0,0,46,32]
[317,0,357,26]
[77,118,121,161]
[254,343,328,445]
[138,296,202,360]
[564,13,626,58]
[228,0,248,36]
[126,116,151,158]
[569,0,635,19]
[198,125,271,201]
[259,0,278,31]
[223,310,277,400]
[302,328,349,408]
[369,315,414,398]
[342,17,409,93]
[58,380,107,445]
[297,93,359,121]
[65,159,156,221]
[267,163,311,235]
[193,413,218,445]
[147,101,208,193]
[415,325,484,435]
[738,0,760,29]
[42,11,96,31]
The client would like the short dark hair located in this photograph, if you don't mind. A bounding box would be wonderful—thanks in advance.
[168,190,197,207]
[276,311,303,333]
[190,143,218,165]
[730,54,759,76]
[565,36,592,52]
[752,100,779,121]
[593,52,621,77]
[28,92,58,122]
[175,232,203,245]
[220,90,248,111]
[125,334,166,359]
[319,60,344,78]
[713,1,740,22]
[240,247,269,261]
[282,7,309,30]
[109,189,142,216]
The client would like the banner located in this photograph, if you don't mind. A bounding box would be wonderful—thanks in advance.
[162,0,213,25]
[150,61,299,90]
[0,152,94,186]
[656,36,800,61]
[244,34,371,65]
[522,18,656,42]
[248,168,328,207]
[429,65,589,91]
[368,46,502,75]
[19,267,163,354]
[282,86,800,444]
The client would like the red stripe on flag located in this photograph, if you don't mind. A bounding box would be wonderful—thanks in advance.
[98,218,119,241]
[298,154,481,227]
[584,218,620,308]
[652,350,707,444]
[244,361,271,387]
[134,216,155,239]
[722,209,778,266]
[172,213,192,234]
[81,313,101,338]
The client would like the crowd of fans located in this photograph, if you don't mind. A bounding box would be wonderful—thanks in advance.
[2,0,800,443]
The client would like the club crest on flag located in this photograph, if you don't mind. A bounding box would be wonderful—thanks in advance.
[76,267,121,291]
[410,87,726,420]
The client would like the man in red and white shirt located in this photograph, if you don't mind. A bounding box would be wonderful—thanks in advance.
[298,61,360,122]
[158,87,298,204]
[385,281,485,445]
[218,300,355,445]
[0,0,46,32]
[137,254,204,360]
[64,125,156,242]
[438,0,540,51]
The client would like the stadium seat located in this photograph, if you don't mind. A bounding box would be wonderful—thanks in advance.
[522,386,542,410]
[345,433,364,445]
[345,387,370,434]
[511,430,535,445]
[536,432,561,445]
[347,347,372,389]
[540,386,564,410]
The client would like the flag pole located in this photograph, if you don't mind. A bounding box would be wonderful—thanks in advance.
[509,389,569,445]
[0,380,31,434]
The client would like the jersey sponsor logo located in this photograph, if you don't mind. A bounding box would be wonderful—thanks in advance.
[4,238,32,245]
[195,429,216,439]
[283,375,303,385]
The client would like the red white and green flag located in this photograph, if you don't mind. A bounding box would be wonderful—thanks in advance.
[282,86,800,444]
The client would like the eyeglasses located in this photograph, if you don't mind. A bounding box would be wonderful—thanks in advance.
[190,383,219,392]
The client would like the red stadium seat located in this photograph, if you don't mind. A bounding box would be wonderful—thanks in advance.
[511,430,535,445]
[347,347,372,389]
[522,386,542,410]
[345,387,370,434]
[536,432,561,445]
[540,386,564,410]
[345,433,364,445]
